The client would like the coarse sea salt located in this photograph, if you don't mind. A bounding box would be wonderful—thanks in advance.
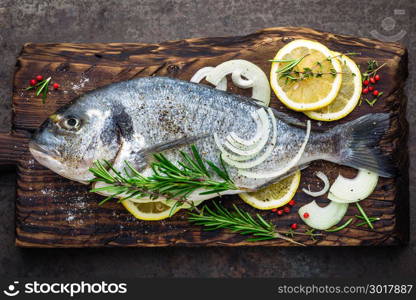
[71,77,90,91]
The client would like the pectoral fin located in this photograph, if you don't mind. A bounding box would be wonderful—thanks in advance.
[138,135,208,157]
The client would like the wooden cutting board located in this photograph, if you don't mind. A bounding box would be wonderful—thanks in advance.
[0,27,409,247]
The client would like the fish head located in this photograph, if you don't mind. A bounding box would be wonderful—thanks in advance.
[29,99,121,183]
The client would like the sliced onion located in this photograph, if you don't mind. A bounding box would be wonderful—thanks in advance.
[223,109,270,158]
[231,70,254,88]
[190,66,227,91]
[226,111,263,149]
[302,171,330,197]
[327,169,379,203]
[298,200,349,230]
[214,133,242,162]
[214,108,270,161]
[239,120,310,179]
[190,66,214,83]
[227,109,267,150]
[214,109,271,162]
[205,59,270,106]
[219,108,277,169]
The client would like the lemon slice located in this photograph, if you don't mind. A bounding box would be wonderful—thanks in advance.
[270,40,342,111]
[122,198,207,221]
[122,199,181,221]
[239,170,301,210]
[304,52,362,121]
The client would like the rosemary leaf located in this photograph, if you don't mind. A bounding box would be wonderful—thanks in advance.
[90,145,237,206]
[42,84,48,104]
[325,218,353,232]
[355,202,374,229]
[169,201,183,217]
[191,144,209,175]
[354,215,380,221]
[355,216,380,227]
[188,202,309,245]
[206,159,233,183]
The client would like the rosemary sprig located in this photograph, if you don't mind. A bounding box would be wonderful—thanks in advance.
[26,77,51,103]
[355,202,374,229]
[188,202,321,245]
[363,92,384,107]
[355,215,380,227]
[278,228,322,239]
[359,59,386,107]
[362,60,386,81]
[89,145,237,206]
[325,218,353,232]
[270,54,309,78]
[271,53,356,84]
[305,228,318,241]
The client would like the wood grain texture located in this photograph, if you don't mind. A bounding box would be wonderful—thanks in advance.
[1,27,408,247]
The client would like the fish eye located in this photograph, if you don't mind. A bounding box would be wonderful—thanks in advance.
[60,117,81,131]
[67,118,77,126]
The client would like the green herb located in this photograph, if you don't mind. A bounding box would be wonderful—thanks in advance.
[188,202,321,245]
[26,77,51,103]
[304,228,318,241]
[363,91,384,107]
[355,202,374,229]
[356,221,377,227]
[312,204,379,233]
[325,218,353,232]
[168,200,184,217]
[270,54,310,82]
[271,53,353,84]
[285,227,295,238]
[360,59,386,107]
[362,60,386,81]
[355,215,380,227]
[329,68,337,77]
[89,145,237,207]
[355,215,380,221]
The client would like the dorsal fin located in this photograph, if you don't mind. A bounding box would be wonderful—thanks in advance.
[269,108,306,128]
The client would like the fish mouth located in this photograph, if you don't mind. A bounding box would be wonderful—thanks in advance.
[29,140,67,178]
[28,140,91,185]
[28,141,59,158]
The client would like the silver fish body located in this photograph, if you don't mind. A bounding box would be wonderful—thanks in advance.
[29,77,394,197]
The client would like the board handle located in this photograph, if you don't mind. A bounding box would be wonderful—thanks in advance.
[0,131,30,168]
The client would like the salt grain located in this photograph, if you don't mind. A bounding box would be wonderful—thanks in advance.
[71,77,90,91]
[66,214,75,222]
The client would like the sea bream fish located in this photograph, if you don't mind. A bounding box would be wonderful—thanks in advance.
[29,77,394,200]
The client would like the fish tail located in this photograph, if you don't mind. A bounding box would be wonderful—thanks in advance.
[333,113,396,177]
